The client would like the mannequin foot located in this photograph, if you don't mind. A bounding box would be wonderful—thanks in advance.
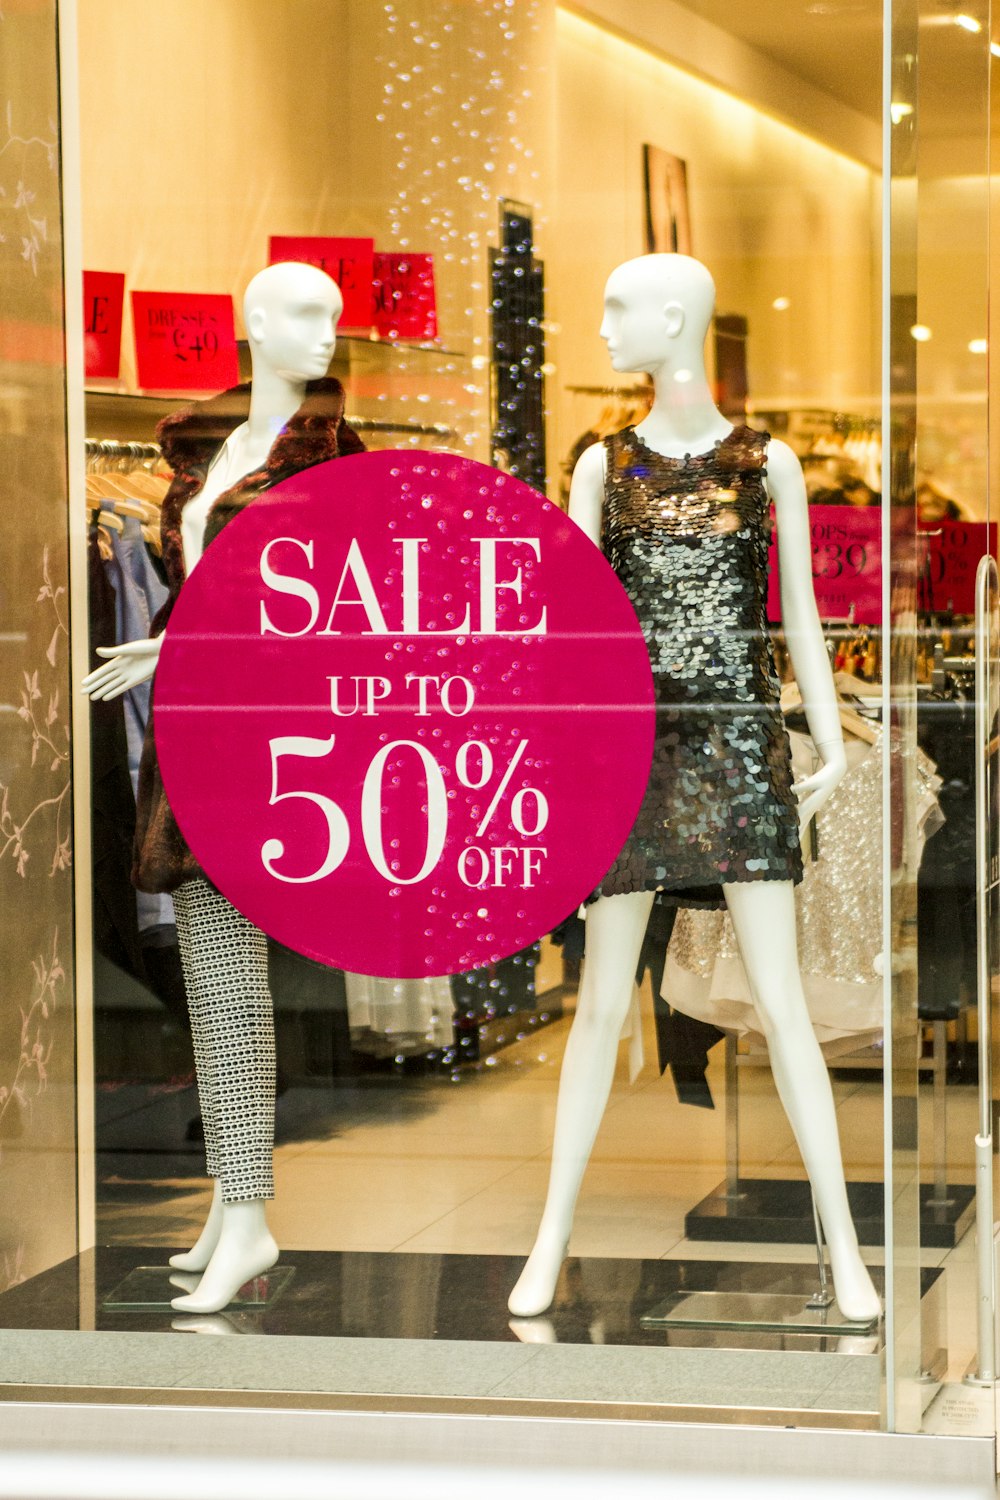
[168,1271,202,1296]
[829,1241,881,1324]
[169,1236,278,1314]
[835,1333,880,1355]
[169,1201,278,1314]
[509,1316,557,1344]
[171,1314,241,1336]
[508,1232,568,1318]
[169,1180,223,1272]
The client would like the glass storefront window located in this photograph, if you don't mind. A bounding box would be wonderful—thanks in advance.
[0,0,997,1479]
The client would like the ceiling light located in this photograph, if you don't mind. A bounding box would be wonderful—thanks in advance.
[772,297,791,311]
[910,324,933,342]
[991,40,1000,55]
[955,13,982,33]
[969,338,988,353]
[890,101,914,123]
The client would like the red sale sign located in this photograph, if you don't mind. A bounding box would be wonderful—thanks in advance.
[918,520,998,615]
[83,271,125,379]
[132,292,239,392]
[268,236,374,330]
[768,504,882,625]
[372,253,438,340]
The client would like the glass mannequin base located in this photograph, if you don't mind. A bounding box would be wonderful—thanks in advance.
[104,1265,296,1309]
[640,1291,879,1335]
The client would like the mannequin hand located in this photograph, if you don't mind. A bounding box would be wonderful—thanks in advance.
[81,637,162,701]
[793,746,846,837]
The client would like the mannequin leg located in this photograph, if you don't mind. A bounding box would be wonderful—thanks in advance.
[170,880,224,1271]
[508,890,654,1317]
[170,881,225,1269]
[724,880,880,1322]
[165,879,279,1314]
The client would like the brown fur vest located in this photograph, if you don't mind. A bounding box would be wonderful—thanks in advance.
[133,378,365,894]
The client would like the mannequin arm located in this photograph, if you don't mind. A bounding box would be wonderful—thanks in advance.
[766,438,846,832]
[567,440,606,544]
[81,635,163,701]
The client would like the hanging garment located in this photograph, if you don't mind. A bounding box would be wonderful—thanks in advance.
[917,688,976,1020]
[344,972,454,1048]
[133,379,365,894]
[662,730,942,1049]
[637,899,723,1108]
[89,526,190,1049]
[592,424,801,906]
[103,517,172,933]
[88,531,147,981]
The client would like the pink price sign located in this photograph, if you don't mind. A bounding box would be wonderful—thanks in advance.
[132,291,239,393]
[154,453,654,978]
[918,520,998,615]
[768,504,882,625]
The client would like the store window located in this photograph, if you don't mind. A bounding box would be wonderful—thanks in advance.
[0,0,997,1458]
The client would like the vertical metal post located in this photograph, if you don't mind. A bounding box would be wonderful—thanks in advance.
[807,1187,835,1310]
[928,1020,951,1210]
[970,554,997,1384]
[725,1034,740,1199]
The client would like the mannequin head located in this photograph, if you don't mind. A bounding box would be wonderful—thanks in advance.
[600,254,716,378]
[243,262,343,383]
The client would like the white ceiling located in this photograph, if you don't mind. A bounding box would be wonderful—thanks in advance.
[670,0,994,136]
[671,0,882,118]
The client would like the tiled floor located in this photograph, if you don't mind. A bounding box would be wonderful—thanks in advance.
[84,989,983,1384]
[0,982,966,1415]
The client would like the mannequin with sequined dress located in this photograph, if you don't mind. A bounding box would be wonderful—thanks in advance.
[508,254,880,1326]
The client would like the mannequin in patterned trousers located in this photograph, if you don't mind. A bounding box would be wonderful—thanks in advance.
[82,263,354,1312]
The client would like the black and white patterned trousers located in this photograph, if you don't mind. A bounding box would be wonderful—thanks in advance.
[172,877,275,1203]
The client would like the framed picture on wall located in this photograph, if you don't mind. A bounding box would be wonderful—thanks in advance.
[643,144,692,254]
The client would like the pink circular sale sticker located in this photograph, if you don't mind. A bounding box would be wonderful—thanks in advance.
[155,451,654,978]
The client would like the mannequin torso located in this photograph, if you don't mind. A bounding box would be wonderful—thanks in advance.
[590,420,802,905]
[181,422,251,575]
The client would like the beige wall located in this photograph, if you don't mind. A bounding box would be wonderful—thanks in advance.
[79,0,556,459]
[80,2,880,496]
[550,10,879,479]
[918,175,991,518]
[81,0,351,350]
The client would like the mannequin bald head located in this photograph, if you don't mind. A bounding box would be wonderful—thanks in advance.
[243,261,343,383]
[600,254,716,377]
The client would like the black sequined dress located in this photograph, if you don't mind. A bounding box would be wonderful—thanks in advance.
[594,423,802,908]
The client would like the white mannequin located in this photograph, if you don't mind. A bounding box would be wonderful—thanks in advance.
[82,261,343,1313]
[508,254,881,1325]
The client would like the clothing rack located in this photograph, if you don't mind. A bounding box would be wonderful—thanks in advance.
[696,645,974,1251]
[350,416,455,437]
[86,438,162,464]
[88,420,455,452]
[565,383,651,397]
[85,437,170,559]
[753,406,880,434]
